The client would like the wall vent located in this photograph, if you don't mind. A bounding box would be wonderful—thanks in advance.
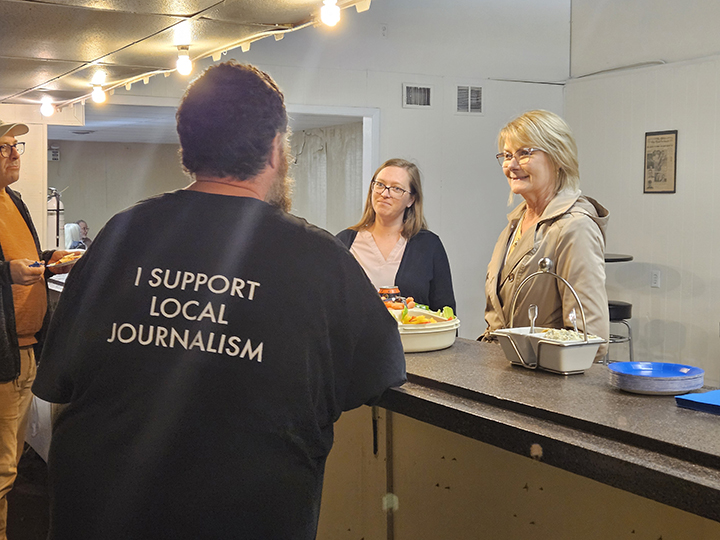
[456,85,483,114]
[402,84,432,108]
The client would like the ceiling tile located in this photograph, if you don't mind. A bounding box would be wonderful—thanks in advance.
[0,2,179,62]
[0,0,362,107]
[24,0,218,16]
[101,18,266,69]
[202,0,320,25]
[0,58,85,101]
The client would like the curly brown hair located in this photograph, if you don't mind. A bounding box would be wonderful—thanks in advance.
[176,61,288,180]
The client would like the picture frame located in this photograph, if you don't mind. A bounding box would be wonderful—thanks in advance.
[644,130,677,194]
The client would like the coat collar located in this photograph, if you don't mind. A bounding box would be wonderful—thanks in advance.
[490,189,583,323]
[506,188,582,225]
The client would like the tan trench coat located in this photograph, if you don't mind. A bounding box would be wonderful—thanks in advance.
[483,189,610,361]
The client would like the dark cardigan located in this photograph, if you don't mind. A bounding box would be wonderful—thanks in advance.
[0,187,54,381]
[336,228,456,313]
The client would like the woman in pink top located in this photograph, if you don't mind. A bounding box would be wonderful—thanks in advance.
[337,158,455,312]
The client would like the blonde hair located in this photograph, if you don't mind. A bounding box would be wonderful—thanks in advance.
[498,110,580,195]
[350,158,427,238]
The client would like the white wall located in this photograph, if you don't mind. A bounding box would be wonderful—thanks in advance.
[48,123,363,238]
[227,0,571,83]
[567,1,720,385]
[46,141,188,238]
[571,0,720,77]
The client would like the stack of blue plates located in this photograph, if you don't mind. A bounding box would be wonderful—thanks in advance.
[608,362,705,395]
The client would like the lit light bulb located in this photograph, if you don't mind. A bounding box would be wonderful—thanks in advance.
[176,46,193,76]
[91,70,107,86]
[91,85,106,103]
[321,0,340,26]
[40,96,55,117]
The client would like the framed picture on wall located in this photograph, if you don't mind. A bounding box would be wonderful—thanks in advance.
[644,130,677,194]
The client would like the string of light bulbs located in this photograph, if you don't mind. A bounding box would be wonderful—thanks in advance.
[38,0,367,116]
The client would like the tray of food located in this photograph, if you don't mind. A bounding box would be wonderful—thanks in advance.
[493,327,604,375]
[30,250,84,269]
[492,258,606,375]
[391,306,460,353]
[47,251,84,268]
[380,288,459,353]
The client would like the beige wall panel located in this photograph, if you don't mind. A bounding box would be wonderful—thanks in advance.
[318,406,389,540]
[390,413,720,540]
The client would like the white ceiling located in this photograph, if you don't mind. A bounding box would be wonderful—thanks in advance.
[3,0,369,143]
[1,0,369,107]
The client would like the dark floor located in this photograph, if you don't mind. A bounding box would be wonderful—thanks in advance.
[7,445,50,540]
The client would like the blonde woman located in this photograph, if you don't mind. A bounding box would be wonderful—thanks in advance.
[482,110,609,361]
[337,158,455,312]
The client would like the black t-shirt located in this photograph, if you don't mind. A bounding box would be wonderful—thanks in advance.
[33,190,406,540]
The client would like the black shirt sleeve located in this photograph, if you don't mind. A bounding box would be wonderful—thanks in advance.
[395,230,456,312]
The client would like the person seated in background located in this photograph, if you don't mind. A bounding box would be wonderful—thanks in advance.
[337,158,456,313]
[76,219,92,248]
[63,223,86,250]
[481,110,609,361]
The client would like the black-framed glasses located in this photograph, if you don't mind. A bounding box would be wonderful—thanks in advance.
[372,180,410,198]
[495,147,542,167]
[0,142,25,158]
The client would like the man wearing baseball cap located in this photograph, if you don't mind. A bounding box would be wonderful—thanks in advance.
[0,120,70,538]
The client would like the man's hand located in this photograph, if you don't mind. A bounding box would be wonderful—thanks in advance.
[9,259,45,285]
[47,250,74,274]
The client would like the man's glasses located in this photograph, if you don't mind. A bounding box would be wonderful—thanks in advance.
[372,180,410,198]
[0,142,25,158]
[495,147,542,167]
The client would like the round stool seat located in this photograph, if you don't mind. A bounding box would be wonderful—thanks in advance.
[608,300,632,321]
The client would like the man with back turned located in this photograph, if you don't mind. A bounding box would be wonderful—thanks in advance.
[33,62,406,540]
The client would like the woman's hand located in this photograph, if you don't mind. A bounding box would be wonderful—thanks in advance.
[9,259,45,285]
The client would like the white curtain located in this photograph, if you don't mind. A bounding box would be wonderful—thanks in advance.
[289,122,363,234]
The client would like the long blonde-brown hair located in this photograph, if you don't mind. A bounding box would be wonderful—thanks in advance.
[349,158,427,238]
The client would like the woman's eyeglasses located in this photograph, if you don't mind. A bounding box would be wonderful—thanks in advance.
[372,180,410,198]
[495,147,542,167]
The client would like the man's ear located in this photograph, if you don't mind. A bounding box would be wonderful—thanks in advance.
[267,132,284,171]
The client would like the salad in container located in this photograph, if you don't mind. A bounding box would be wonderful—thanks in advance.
[380,287,460,353]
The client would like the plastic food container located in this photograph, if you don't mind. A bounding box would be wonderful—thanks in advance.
[493,327,604,375]
[378,286,402,303]
[392,308,460,353]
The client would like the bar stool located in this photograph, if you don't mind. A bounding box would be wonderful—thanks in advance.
[607,300,633,362]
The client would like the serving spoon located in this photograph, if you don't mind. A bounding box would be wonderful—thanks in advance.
[528,304,538,333]
[569,308,578,333]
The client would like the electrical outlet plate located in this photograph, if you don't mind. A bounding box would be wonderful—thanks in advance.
[651,269,661,288]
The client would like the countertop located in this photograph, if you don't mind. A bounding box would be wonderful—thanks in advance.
[378,338,720,522]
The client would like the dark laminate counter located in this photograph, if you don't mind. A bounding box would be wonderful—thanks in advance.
[377,338,720,522]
